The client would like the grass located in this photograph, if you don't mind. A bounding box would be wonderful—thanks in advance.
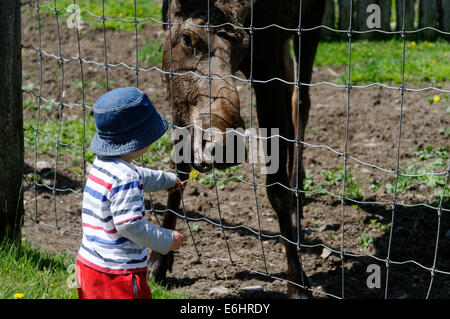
[24,114,175,177]
[139,131,173,165]
[38,0,162,32]
[304,145,448,205]
[24,115,97,170]
[0,239,77,299]
[314,38,450,85]
[199,166,243,190]
[139,39,164,66]
[0,239,188,299]
[385,146,449,200]
[310,166,364,201]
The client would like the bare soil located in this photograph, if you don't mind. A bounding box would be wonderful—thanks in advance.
[20,8,450,299]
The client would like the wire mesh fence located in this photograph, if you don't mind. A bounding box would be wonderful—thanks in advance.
[19,0,450,299]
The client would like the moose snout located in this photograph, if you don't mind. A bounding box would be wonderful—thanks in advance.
[191,111,246,172]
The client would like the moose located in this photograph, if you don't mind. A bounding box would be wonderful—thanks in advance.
[149,0,326,299]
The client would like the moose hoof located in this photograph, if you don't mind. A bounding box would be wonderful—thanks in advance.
[148,251,174,284]
[289,285,312,299]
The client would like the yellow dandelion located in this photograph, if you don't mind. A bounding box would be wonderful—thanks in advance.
[433,96,440,103]
[189,169,200,182]
[138,9,143,15]
[411,41,416,46]
[184,169,200,183]
[13,293,24,299]
[118,12,123,18]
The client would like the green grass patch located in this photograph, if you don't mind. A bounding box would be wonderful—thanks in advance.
[304,166,364,201]
[0,239,77,299]
[140,131,173,165]
[0,240,188,299]
[314,39,450,85]
[25,116,175,175]
[384,146,449,200]
[138,39,164,66]
[320,166,364,200]
[39,0,162,32]
[199,166,243,190]
[24,115,97,166]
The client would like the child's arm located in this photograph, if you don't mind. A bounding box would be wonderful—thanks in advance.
[116,218,187,253]
[116,217,173,254]
[110,177,186,254]
[136,167,178,192]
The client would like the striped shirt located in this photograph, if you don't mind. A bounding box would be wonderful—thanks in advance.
[77,156,177,274]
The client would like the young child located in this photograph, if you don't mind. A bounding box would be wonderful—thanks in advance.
[76,87,187,299]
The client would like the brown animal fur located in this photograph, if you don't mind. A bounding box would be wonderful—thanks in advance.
[150,0,325,299]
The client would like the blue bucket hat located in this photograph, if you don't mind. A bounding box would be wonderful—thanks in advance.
[90,87,169,156]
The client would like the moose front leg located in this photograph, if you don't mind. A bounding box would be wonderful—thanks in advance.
[251,53,311,298]
[266,172,312,299]
[148,164,189,284]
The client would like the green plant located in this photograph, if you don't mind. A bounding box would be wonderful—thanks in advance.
[140,131,173,165]
[320,166,364,200]
[320,166,345,184]
[303,171,326,197]
[359,233,374,249]
[24,115,97,165]
[138,40,163,65]
[385,146,449,199]
[369,180,381,191]
[189,224,200,233]
[199,166,242,190]
[438,127,450,136]
[368,218,390,234]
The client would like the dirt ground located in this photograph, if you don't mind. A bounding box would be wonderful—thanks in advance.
[19,8,450,299]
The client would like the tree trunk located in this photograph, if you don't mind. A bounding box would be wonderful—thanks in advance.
[321,0,337,40]
[0,0,23,243]
[419,0,438,40]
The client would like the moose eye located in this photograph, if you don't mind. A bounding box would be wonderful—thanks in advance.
[182,33,192,47]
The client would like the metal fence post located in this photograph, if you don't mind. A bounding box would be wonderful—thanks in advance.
[0,0,23,243]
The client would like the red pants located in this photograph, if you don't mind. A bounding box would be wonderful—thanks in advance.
[76,260,152,299]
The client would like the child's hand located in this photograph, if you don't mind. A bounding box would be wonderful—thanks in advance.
[170,231,187,251]
[168,177,184,194]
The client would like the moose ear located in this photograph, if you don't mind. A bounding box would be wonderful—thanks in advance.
[170,0,182,13]
[162,0,181,29]
[215,0,258,26]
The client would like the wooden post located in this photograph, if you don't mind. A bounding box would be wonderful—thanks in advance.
[0,0,23,243]
[378,0,392,32]
[338,0,353,39]
[321,0,337,40]
[356,0,375,38]
[338,0,353,29]
[439,0,450,40]
[419,0,438,40]
[395,0,415,31]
